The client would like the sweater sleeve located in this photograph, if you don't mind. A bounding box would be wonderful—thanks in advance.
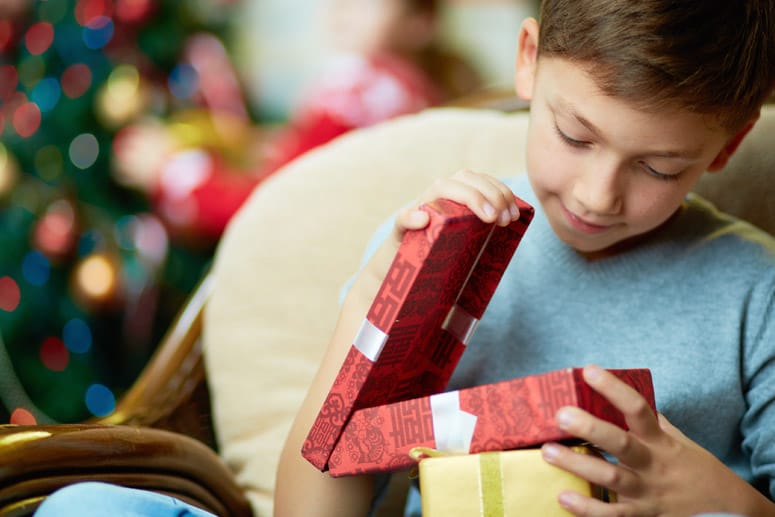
[740,272,775,499]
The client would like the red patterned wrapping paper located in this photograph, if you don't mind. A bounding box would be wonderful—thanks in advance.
[328,367,655,476]
[302,197,535,471]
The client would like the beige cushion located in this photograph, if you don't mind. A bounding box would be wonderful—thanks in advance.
[203,104,773,516]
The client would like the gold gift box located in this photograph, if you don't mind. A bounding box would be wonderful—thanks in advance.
[415,446,605,516]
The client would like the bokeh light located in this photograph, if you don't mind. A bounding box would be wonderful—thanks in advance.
[74,253,117,303]
[35,145,64,181]
[85,383,116,417]
[39,0,69,24]
[132,214,169,267]
[40,336,69,371]
[0,276,21,312]
[61,63,92,99]
[0,143,20,197]
[114,215,137,251]
[22,251,51,286]
[98,64,146,126]
[78,229,105,257]
[83,16,115,50]
[115,0,155,23]
[76,0,113,26]
[25,22,55,56]
[0,20,13,53]
[31,77,62,113]
[63,318,92,353]
[168,64,199,100]
[13,102,42,138]
[69,133,99,169]
[0,65,19,102]
[34,199,76,260]
[10,408,37,425]
[17,56,45,89]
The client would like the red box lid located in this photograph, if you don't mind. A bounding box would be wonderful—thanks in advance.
[302,196,534,471]
[329,367,656,476]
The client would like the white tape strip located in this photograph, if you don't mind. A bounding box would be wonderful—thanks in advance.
[430,391,477,453]
[441,304,479,345]
[353,318,388,362]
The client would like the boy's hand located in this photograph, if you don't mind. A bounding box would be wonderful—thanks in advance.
[392,169,521,246]
[541,365,774,516]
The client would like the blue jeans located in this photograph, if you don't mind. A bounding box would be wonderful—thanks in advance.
[34,482,217,517]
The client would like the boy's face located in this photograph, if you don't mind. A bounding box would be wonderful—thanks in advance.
[517,55,735,256]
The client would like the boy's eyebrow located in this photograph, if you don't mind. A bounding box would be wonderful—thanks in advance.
[555,98,704,160]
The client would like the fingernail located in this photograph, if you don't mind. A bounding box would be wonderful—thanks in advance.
[584,365,603,383]
[509,203,519,219]
[556,408,574,429]
[542,443,559,461]
[482,202,496,219]
[558,491,579,509]
[499,211,511,225]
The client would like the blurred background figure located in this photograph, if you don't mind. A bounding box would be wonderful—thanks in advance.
[0,0,537,426]
[119,0,483,246]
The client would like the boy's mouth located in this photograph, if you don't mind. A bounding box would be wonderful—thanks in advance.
[561,205,614,234]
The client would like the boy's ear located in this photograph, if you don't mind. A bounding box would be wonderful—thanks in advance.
[707,115,759,172]
[515,17,539,102]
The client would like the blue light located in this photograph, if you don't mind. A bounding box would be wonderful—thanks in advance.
[63,318,92,353]
[31,77,62,112]
[22,251,50,286]
[85,384,116,417]
[82,17,114,50]
[168,64,199,100]
[78,229,103,257]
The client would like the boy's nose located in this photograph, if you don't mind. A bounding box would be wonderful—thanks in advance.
[572,162,623,216]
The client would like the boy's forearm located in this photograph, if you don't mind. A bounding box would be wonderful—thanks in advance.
[275,239,399,516]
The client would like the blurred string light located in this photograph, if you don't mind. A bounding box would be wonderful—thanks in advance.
[83,16,114,50]
[85,383,116,417]
[39,337,69,372]
[0,277,21,313]
[34,145,64,182]
[69,133,99,169]
[61,63,92,99]
[63,318,93,354]
[25,22,55,55]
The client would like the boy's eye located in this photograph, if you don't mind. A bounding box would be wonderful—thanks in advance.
[554,123,589,148]
[640,162,681,182]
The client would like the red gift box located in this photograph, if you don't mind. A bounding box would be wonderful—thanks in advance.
[328,367,656,476]
[302,196,535,471]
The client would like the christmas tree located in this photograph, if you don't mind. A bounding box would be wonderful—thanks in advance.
[0,0,244,424]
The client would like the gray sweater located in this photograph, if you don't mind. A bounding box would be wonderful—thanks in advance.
[360,174,775,504]
[451,175,775,497]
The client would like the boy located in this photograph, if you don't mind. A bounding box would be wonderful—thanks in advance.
[276,1,775,516]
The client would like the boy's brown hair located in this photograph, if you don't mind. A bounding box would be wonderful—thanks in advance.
[537,0,775,130]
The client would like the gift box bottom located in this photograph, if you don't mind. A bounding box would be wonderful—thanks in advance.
[415,446,606,516]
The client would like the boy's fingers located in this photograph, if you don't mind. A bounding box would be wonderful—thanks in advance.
[582,365,661,438]
[553,406,652,469]
[392,206,430,242]
[419,170,518,225]
[541,442,642,495]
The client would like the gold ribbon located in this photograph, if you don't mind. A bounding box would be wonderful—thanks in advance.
[478,452,504,517]
[410,447,505,516]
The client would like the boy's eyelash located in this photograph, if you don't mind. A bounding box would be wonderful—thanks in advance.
[554,123,588,148]
[642,163,681,182]
[554,121,682,182]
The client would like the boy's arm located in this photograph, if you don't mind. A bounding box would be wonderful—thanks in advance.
[274,170,521,516]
